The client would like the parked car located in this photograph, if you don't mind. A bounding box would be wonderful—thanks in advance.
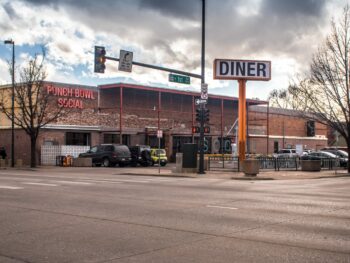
[150,148,168,166]
[305,151,348,167]
[79,144,131,167]
[321,148,348,158]
[129,145,152,167]
[273,149,298,158]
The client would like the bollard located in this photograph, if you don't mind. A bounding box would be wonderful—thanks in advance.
[15,159,23,167]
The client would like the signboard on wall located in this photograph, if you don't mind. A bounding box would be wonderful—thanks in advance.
[46,85,96,109]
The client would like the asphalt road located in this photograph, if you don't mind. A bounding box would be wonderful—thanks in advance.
[0,167,349,263]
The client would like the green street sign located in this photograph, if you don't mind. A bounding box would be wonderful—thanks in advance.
[169,74,190,84]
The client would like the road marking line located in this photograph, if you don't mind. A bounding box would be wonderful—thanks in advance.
[206,205,238,210]
[84,179,150,184]
[0,185,24,189]
[81,180,124,184]
[105,179,150,183]
[55,181,92,185]
[23,182,58,186]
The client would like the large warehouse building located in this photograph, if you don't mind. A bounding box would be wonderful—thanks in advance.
[0,81,328,165]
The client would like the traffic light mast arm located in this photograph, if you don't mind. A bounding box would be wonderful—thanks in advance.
[105,56,202,79]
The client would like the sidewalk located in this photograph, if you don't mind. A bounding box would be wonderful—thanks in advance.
[1,164,349,180]
[124,166,350,180]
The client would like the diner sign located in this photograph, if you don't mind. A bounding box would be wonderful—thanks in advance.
[213,59,271,81]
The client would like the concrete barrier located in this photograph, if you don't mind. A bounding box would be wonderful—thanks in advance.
[15,159,23,167]
[301,160,321,171]
[242,159,260,176]
[72,158,92,167]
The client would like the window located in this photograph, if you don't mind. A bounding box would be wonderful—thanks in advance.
[102,145,114,151]
[90,146,98,153]
[147,135,164,148]
[104,134,119,144]
[103,134,130,145]
[66,132,91,146]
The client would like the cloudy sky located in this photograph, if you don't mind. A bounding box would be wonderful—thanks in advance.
[0,0,347,100]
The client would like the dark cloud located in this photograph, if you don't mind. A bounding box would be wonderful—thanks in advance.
[3,2,19,19]
[13,0,332,70]
[261,0,326,17]
[206,0,329,63]
[139,0,200,20]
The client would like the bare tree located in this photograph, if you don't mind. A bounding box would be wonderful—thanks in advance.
[275,6,350,172]
[0,53,65,167]
[268,84,308,110]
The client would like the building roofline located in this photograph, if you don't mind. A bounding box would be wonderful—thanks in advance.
[43,81,97,90]
[99,82,267,105]
[0,81,97,90]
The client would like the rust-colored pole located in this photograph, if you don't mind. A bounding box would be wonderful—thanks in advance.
[120,87,123,143]
[238,80,247,161]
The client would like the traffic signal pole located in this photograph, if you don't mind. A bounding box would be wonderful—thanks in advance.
[198,0,206,174]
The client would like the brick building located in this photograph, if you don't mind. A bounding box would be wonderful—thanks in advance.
[0,81,328,165]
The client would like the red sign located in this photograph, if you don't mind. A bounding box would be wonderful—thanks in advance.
[46,85,96,109]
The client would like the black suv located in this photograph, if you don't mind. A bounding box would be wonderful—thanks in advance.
[129,145,152,167]
[79,144,131,167]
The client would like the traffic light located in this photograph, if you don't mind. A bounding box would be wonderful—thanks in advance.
[195,108,202,122]
[192,126,200,133]
[203,126,210,133]
[94,46,106,73]
[203,108,210,123]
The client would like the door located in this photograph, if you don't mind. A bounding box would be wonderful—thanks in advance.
[274,141,279,153]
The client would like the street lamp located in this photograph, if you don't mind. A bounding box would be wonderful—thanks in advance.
[4,39,15,168]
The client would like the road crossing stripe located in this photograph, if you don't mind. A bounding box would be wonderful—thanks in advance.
[23,182,58,186]
[206,205,238,210]
[54,181,93,185]
[0,185,24,189]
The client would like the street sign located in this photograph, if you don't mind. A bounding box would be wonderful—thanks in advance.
[169,74,190,84]
[195,98,207,105]
[213,59,271,81]
[201,83,208,99]
[157,130,163,138]
[119,50,133,72]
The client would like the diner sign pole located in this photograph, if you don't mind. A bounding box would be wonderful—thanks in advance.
[213,59,271,162]
[238,79,247,161]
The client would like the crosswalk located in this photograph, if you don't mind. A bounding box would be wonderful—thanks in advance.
[0,174,195,190]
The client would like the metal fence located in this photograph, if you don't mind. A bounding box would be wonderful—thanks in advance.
[208,156,239,171]
[257,157,344,171]
[257,157,299,171]
[41,145,90,166]
[208,156,346,172]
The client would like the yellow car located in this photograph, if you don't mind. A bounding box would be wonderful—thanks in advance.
[150,149,168,166]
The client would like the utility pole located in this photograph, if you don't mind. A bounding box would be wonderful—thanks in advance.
[198,0,206,174]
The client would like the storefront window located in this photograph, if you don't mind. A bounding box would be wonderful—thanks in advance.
[104,134,119,144]
[66,132,91,146]
[104,134,130,145]
[147,135,165,148]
